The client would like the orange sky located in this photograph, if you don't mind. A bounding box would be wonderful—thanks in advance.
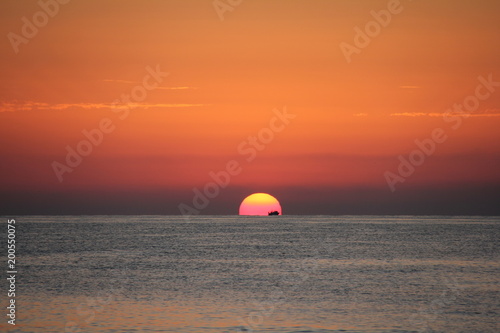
[1,0,499,214]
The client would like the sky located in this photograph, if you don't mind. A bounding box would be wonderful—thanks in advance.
[1,0,499,215]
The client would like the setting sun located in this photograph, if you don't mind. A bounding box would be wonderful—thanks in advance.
[239,193,282,216]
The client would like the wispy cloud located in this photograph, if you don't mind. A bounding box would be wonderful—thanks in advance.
[481,108,500,115]
[154,86,196,90]
[390,112,442,117]
[0,101,205,112]
[102,79,137,84]
[353,113,368,117]
[103,79,196,90]
[390,110,500,117]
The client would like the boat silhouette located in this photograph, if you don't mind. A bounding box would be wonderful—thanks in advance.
[268,211,279,216]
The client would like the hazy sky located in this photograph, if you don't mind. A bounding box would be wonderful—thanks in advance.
[1,0,499,215]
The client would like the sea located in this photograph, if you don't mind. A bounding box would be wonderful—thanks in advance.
[2,215,499,332]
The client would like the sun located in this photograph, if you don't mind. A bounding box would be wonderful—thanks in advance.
[239,193,282,216]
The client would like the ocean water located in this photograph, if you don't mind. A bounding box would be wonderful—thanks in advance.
[2,215,499,332]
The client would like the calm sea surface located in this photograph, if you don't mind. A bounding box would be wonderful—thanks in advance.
[2,216,499,332]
